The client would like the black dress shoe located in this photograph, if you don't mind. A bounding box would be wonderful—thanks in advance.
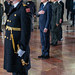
[38,55,44,58]
[52,44,57,46]
[52,42,57,46]
[42,56,50,59]
[70,25,74,27]
[52,42,58,46]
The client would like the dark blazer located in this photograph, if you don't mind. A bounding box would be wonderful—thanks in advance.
[59,1,64,22]
[4,1,31,72]
[65,0,71,10]
[39,2,52,31]
[70,0,75,13]
[4,1,11,15]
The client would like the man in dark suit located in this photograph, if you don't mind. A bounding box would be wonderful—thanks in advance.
[0,3,3,32]
[58,0,64,22]
[4,0,31,75]
[4,0,11,15]
[65,0,72,20]
[70,0,75,27]
[38,0,52,59]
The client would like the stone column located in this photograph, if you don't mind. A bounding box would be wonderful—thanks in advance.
[0,0,6,25]
[62,0,67,21]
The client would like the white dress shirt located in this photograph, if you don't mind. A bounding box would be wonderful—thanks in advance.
[43,1,48,7]
[13,2,19,8]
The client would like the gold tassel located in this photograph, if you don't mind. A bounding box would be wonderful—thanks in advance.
[10,30,16,54]
[17,44,20,52]
[21,59,28,66]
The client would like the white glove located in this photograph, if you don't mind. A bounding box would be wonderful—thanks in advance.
[17,49,25,57]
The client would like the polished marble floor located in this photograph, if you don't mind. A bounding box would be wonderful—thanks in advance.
[0,24,75,75]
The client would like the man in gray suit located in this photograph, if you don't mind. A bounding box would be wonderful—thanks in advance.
[57,0,63,41]
[50,0,61,46]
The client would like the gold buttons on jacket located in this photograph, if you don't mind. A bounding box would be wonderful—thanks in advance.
[7,19,9,22]
[14,14,16,16]
[4,36,9,40]
[10,20,11,22]
[7,37,8,39]
[7,19,11,23]
[7,13,9,16]
[4,36,6,38]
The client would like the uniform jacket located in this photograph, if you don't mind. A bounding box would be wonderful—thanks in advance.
[4,1,31,72]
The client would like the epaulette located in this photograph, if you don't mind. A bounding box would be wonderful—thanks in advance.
[23,3,27,7]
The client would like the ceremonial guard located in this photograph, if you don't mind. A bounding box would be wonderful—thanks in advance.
[4,0,31,75]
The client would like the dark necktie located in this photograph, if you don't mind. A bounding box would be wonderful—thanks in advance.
[40,4,44,10]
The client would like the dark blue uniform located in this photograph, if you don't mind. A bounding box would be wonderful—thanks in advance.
[4,1,31,74]
[38,2,52,58]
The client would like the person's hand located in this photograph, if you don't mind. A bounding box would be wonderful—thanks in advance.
[59,19,62,23]
[44,28,48,33]
[17,49,25,57]
[56,24,59,26]
[34,15,36,18]
[38,10,45,15]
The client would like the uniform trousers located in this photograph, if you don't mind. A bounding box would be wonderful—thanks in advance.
[12,70,28,75]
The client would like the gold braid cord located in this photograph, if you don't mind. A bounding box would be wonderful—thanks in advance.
[6,26,28,66]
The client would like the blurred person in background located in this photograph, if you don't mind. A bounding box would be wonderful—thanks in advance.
[65,0,72,20]
[0,3,4,32]
[57,0,64,41]
[50,0,61,46]
[4,0,11,15]
[70,0,75,27]
[26,0,36,31]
